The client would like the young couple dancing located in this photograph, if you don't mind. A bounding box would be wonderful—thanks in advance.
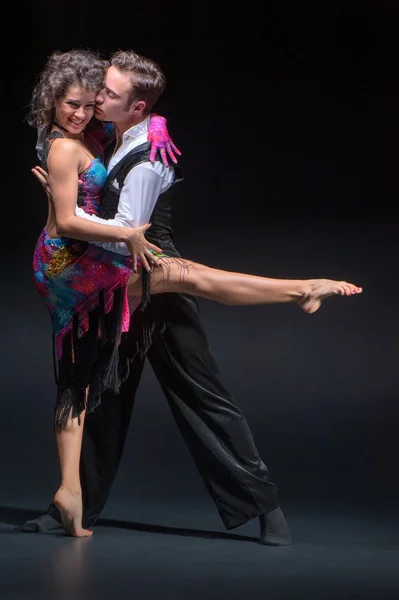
[23,47,362,545]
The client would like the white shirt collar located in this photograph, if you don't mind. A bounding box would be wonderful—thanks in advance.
[123,116,150,143]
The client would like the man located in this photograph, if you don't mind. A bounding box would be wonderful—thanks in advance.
[22,49,291,546]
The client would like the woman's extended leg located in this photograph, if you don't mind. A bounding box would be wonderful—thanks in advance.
[53,407,92,538]
[128,258,362,313]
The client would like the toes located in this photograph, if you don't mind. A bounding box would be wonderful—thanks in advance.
[342,283,352,295]
[80,529,93,538]
[347,284,362,295]
[340,282,353,295]
[343,282,362,295]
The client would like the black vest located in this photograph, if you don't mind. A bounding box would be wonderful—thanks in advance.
[99,141,184,259]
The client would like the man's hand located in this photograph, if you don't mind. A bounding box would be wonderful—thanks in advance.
[32,166,51,198]
[148,114,182,167]
[125,223,164,273]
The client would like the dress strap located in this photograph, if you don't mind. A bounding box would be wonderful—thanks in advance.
[40,130,64,170]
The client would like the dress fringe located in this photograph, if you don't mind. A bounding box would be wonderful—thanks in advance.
[53,272,169,432]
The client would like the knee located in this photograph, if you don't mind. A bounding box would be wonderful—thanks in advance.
[188,266,212,297]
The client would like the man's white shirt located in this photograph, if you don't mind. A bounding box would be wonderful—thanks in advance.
[75,116,175,255]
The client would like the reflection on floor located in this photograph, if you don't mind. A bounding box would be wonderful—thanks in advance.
[1,504,398,599]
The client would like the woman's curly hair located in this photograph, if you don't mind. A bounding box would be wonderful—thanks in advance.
[27,49,108,128]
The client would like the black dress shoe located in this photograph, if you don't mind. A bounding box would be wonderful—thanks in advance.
[259,507,292,546]
[20,513,62,533]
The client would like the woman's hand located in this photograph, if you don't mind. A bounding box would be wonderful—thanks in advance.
[148,114,181,167]
[125,223,163,273]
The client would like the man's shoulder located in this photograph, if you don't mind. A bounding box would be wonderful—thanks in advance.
[125,141,152,157]
[113,142,152,171]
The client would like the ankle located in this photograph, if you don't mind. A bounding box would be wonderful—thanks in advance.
[259,507,292,546]
[57,485,82,499]
[290,280,309,302]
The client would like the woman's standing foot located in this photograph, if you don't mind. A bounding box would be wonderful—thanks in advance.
[54,487,92,538]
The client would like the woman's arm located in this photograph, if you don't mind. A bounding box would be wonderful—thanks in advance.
[48,139,133,243]
[33,163,135,254]
[87,114,182,166]
[46,139,162,271]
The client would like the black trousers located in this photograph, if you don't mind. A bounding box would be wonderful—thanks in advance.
[48,293,278,530]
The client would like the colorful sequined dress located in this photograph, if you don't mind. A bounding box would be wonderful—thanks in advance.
[33,129,133,430]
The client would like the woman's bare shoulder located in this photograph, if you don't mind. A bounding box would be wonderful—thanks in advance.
[47,137,81,169]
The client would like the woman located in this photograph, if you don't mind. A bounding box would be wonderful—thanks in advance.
[28,49,362,537]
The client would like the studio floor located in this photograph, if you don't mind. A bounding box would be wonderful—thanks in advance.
[1,503,398,600]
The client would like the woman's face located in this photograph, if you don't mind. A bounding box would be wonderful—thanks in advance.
[54,85,97,134]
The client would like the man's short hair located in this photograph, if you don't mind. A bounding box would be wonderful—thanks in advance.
[110,50,166,111]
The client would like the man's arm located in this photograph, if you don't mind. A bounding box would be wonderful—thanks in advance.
[76,162,168,255]
[31,161,169,255]
[30,160,163,270]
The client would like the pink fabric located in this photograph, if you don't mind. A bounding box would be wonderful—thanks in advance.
[148,114,182,166]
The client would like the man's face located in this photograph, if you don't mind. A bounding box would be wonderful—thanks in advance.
[95,66,136,123]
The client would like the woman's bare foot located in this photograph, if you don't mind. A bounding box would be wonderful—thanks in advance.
[54,487,92,538]
[299,279,362,314]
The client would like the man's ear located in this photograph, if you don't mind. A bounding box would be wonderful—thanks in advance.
[130,99,146,115]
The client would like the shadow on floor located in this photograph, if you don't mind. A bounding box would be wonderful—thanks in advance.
[0,505,257,543]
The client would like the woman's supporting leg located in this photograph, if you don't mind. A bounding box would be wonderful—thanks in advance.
[53,407,93,538]
[128,259,362,313]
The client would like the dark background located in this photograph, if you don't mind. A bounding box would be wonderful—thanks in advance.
[2,1,399,531]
